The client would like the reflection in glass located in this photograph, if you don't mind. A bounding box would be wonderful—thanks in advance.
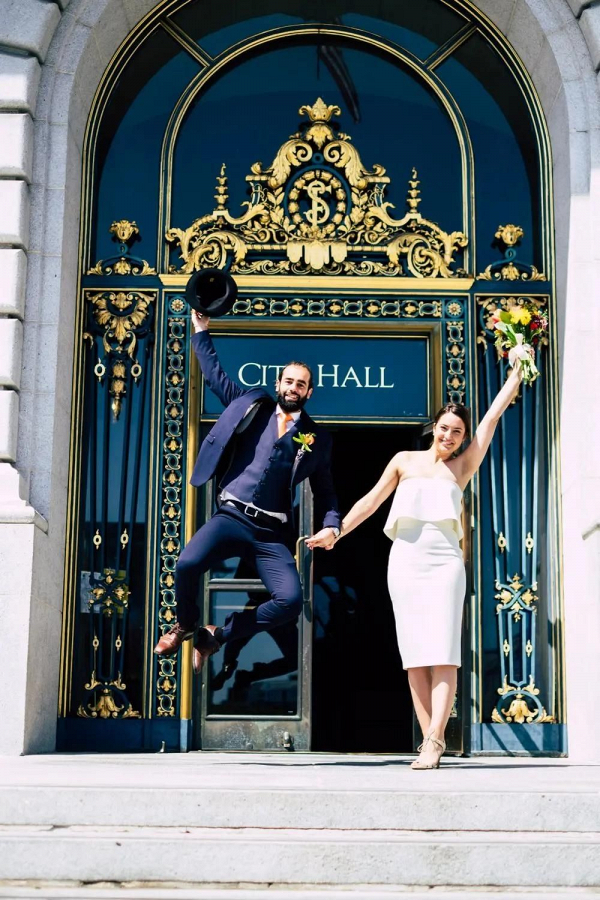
[169,4,303,57]
[207,590,299,716]
[341,3,467,61]
[168,0,467,62]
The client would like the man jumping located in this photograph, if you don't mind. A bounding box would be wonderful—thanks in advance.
[154,311,340,673]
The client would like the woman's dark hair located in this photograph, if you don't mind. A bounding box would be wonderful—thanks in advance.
[433,403,471,440]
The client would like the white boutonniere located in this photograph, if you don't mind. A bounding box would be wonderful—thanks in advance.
[293,432,316,454]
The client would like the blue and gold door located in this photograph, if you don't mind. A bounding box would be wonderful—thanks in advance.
[59,7,563,756]
[192,315,446,753]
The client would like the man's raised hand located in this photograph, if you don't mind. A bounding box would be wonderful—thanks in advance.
[192,311,210,333]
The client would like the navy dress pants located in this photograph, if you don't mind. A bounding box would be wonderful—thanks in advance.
[174,505,303,643]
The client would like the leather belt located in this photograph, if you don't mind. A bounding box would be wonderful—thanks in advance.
[223,498,286,528]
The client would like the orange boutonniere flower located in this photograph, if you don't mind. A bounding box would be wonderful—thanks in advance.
[293,432,316,453]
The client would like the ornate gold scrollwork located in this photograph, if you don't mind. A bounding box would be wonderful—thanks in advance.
[91,291,153,355]
[492,673,554,724]
[88,220,157,276]
[87,290,155,419]
[78,688,140,720]
[491,574,555,725]
[229,295,443,319]
[477,224,546,282]
[77,576,141,720]
[166,99,469,279]
[155,299,188,718]
[446,321,466,404]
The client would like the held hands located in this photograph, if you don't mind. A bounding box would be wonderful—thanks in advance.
[306,528,337,551]
[191,310,210,333]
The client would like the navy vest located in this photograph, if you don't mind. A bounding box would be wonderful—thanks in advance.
[221,408,297,513]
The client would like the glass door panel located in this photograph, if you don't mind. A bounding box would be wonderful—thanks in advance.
[207,587,299,718]
[197,481,313,751]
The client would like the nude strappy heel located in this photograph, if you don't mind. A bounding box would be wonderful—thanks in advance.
[411,734,446,769]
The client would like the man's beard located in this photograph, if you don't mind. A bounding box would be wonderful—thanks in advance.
[277,390,308,413]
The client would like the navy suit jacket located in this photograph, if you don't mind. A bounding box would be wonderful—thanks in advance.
[190,330,341,531]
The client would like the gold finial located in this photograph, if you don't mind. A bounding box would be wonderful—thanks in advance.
[407,167,421,212]
[297,99,341,150]
[109,220,139,245]
[495,224,524,247]
[215,163,229,210]
[299,97,341,123]
[110,360,127,420]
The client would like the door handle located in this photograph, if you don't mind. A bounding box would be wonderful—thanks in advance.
[295,534,309,569]
[295,535,312,609]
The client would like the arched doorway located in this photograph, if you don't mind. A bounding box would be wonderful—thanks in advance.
[58,2,562,756]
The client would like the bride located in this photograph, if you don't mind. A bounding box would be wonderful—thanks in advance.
[307,365,523,769]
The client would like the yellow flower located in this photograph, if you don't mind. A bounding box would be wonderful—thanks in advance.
[293,432,316,453]
[509,306,531,326]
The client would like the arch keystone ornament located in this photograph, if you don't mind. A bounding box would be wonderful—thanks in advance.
[166,100,469,279]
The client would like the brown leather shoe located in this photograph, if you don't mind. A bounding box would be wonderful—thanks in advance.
[192,625,222,675]
[154,623,195,657]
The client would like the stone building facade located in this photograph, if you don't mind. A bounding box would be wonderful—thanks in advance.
[0,0,599,759]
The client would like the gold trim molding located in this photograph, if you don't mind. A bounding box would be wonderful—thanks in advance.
[160,274,474,293]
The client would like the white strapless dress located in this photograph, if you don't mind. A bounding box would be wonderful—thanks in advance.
[384,477,466,669]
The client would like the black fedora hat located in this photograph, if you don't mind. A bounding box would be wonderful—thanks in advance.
[185,268,238,317]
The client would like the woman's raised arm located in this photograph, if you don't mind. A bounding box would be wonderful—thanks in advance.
[456,366,523,485]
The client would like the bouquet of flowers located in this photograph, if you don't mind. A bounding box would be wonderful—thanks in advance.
[491,301,548,385]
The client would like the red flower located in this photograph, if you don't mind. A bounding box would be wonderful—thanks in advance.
[530,320,540,331]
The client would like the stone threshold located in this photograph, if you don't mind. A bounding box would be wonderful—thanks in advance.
[2,882,600,899]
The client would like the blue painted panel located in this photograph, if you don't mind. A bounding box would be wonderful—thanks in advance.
[56,717,180,753]
[470,724,566,756]
[203,332,430,421]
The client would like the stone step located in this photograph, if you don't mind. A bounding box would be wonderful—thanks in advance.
[1,784,599,832]
[3,754,600,890]
[1,825,600,887]
[2,886,600,900]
